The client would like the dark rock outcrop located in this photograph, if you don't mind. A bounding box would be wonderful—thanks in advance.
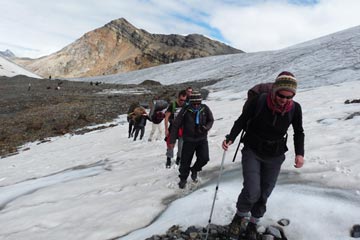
[145,223,289,240]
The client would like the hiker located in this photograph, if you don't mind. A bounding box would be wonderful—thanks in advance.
[164,90,187,168]
[132,106,149,141]
[127,102,140,138]
[222,71,305,240]
[169,90,214,189]
[185,86,193,104]
[148,96,169,142]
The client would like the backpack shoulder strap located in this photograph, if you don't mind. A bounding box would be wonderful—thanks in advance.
[288,102,296,123]
[254,93,267,119]
[240,93,267,142]
[172,101,176,113]
[181,104,191,117]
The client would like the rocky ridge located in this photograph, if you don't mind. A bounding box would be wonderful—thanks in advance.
[14,18,242,78]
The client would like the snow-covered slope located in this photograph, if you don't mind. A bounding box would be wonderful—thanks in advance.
[0,56,40,78]
[73,25,360,93]
[0,80,359,240]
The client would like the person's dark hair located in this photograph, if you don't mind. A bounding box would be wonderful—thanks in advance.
[178,90,187,97]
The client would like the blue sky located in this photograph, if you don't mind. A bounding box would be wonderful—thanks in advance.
[1,0,360,58]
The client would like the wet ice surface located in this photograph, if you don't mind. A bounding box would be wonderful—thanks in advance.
[121,169,360,240]
[0,160,108,210]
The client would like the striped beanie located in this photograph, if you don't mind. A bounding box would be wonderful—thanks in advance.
[273,71,297,95]
[189,90,202,103]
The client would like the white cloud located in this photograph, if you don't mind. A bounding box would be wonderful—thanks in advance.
[210,0,360,52]
[1,0,360,57]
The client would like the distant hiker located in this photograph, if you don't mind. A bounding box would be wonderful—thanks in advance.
[148,96,169,142]
[49,75,51,79]
[28,83,31,91]
[164,90,187,168]
[185,86,193,104]
[169,90,214,189]
[127,102,140,138]
[131,106,149,141]
[222,71,305,240]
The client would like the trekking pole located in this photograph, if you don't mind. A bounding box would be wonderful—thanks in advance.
[232,140,241,162]
[205,150,227,240]
[232,130,244,162]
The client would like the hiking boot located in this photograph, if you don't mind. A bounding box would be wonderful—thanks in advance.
[166,157,171,168]
[178,179,187,189]
[244,222,258,240]
[227,214,247,239]
[190,170,198,182]
[175,157,181,165]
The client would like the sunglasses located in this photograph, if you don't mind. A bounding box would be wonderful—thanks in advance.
[276,92,294,99]
[179,99,186,102]
[191,102,201,106]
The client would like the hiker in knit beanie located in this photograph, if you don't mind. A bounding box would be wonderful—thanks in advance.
[272,71,297,96]
[222,71,305,240]
[189,90,202,108]
[169,89,214,189]
[269,71,298,114]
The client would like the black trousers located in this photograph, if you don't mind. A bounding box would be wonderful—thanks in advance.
[133,127,145,140]
[128,119,135,137]
[236,146,285,218]
[179,139,209,181]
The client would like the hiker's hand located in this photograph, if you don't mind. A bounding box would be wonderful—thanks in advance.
[168,144,175,149]
[165,129,169,136]
[198,125,208,133]
[222,139,233,151]
[294,155,304,168]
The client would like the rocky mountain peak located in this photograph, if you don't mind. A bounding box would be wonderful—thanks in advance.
[14,18,243,78]
[0,49,16,58]
[106,18,146,34]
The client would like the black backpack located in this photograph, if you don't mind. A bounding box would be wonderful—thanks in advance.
[151,111,165,124]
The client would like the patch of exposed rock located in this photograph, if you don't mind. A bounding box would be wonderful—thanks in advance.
[145,222,360,239]
[145,223,290,240]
